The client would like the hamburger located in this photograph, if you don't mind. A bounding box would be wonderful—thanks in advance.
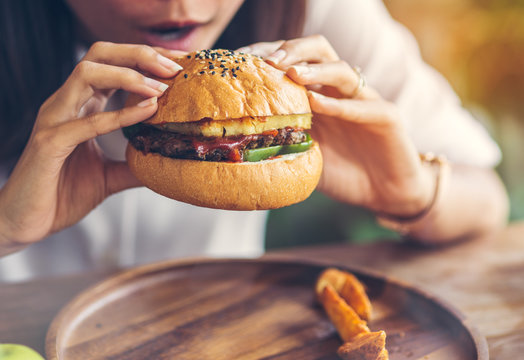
[124,49,322,210]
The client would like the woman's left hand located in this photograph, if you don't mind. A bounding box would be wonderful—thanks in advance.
[240,36,434,217]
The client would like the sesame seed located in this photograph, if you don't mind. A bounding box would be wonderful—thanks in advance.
[221,73,226,77]
[233,74,237,78]
[236,66,240,70]
[211,71,215,75]
[184,74,188,79]
[186,55,191,59]
[199,71,205,74]
[209,65,215,69]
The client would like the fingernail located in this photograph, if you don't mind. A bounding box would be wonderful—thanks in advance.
[156,54,183,72]
[291,65,310,75]
[144,77,169,92]
[237,46,251,53]
[308,91,327,101]
[137,96,157,107]
[165,49,184,57]
[265,49,286,64]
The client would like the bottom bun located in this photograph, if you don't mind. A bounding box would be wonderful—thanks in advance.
[126,142,323,210]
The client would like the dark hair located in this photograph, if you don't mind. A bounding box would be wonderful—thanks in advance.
[0,0,306,164]
[0,0,75,163]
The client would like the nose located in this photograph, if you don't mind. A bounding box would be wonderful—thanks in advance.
[158,0,195,17]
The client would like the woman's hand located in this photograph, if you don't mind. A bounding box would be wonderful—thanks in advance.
[0,42,183,249]
[241,36,509,244]
[241,36,435,216]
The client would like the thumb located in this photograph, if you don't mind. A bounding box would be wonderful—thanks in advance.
[104,160,142,196]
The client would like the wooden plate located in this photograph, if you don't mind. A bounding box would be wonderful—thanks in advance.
[46,258,488,359]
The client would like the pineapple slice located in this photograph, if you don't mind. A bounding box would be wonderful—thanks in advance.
[156,113,312,137]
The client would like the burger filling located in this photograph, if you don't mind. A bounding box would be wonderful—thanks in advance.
[124,114,313,163]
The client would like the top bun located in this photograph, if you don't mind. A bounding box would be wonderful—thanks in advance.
[127,49,311,123]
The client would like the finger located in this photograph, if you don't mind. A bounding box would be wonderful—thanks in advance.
[308,91,396,125]
[83,41,183,78]
[237,40,284,57]
[55,96,158,149]
[104,160,142,195]
[51,61,170,118]
[288,62,379,100]
[152,46,187,60]
[265,35,339,69]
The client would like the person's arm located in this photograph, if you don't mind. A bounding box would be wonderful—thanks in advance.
[377,163,509,243]
[423,164,508,242]
[244,30,508,245]
[302,0,509,243]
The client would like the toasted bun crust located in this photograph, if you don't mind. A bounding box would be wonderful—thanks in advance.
[126,142,323,210]
[126,49,311,123]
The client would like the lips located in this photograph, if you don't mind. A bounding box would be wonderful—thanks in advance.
[149,25,194,41]
[141,22,199,51]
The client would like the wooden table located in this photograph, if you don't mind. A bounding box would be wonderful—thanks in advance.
[2,222,524,359]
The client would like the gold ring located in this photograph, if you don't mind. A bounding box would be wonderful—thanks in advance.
[351,66,366,97]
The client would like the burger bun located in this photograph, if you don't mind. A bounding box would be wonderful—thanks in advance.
[126,142,323,210]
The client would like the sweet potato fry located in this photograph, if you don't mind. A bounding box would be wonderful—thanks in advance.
[339,272,372,321]
[320,284,370,342]
[316,268,389,359]
[316,268,372,320]
[316,268,347,299]
[337,331,387,360]
[377,349,389,360]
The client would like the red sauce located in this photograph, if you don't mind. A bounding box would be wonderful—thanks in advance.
[262,129,279,137]
[191,134,256,162]
[188,127,303,162]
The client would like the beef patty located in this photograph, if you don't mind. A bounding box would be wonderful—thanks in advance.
[127,125,307,162]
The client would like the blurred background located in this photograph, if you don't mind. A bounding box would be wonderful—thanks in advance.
[266,0,524,249]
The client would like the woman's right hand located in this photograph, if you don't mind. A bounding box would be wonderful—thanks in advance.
[0,42,183,252]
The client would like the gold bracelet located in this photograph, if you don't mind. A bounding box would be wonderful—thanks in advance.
[376,153,449,235]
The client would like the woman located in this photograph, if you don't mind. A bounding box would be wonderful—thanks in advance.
[0,0,508,281]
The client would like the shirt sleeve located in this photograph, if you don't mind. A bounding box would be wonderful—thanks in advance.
[303,0,501,167]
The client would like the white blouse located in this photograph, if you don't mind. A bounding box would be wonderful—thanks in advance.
[0,0,501,282]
